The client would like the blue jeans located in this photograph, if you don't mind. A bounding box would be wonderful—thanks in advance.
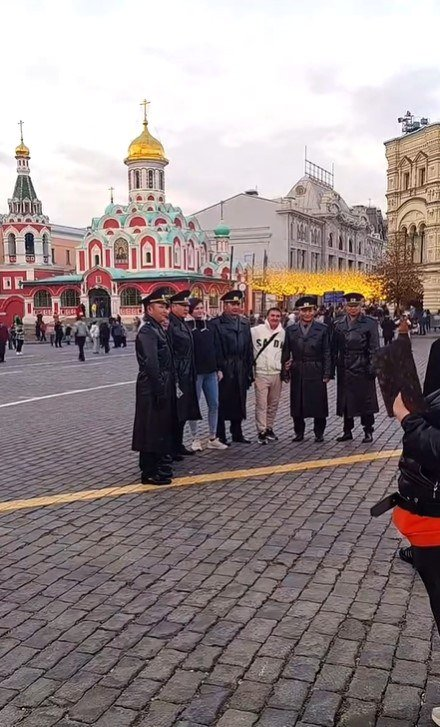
[190,372,219,438]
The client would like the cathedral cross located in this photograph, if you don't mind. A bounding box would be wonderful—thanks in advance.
[108,186,114,203]
[18,120,24,142]
[140,99,150,122]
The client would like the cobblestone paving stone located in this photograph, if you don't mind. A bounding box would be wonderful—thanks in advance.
[0,335,438,725]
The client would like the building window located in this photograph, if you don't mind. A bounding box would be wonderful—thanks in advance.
[348,238,353,253]
[114,238,129,264]
[348,259,354,270]
[159,170,164,190]
[60,289,80,307]
[7,233,16,257]
[404,172,410,190]
[25,232,35,255]
[66,249,70,264]
[174,242,181,267]
[135,170,141,189]
[148,170,154,188]
[358,240,363,255]
[34,290,52,308]
[3,278,11,289]
[51,248,56,264]
[338,235,343,250]
[419,168,426,186]
[328,254,334,269]
[328,233,333,247]
[209,291,219,308]
[187,244,195,268]
[338,257,344,270]
[42,233,49,260]
[120,287,142,307]
[142,243,153,266]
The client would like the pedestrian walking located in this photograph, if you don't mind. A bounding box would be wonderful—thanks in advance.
[333,292,379,443]
[54,321,64,348]
[46,320,55,346]
[99,321,110,353]
[90,320,100,354]
[251,307,285,444]
[110,317,123,348]
[40,321,47,342]
[132,288,176,485]
[73,315,90,361]
[64,324,72,345]
[15,318,24,355]
[282,296,332,443]
[0,322,8,362]
[167,290,201,457]
[187,298,228,452]
[8,323,16,350]
[210,290,254,445]
[380,315,397,346]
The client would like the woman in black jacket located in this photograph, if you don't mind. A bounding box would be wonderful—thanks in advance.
[393,390,440,725]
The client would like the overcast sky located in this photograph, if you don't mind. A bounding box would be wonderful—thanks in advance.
[1,0,440,227]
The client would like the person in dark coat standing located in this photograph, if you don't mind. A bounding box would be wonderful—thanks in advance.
[168,290,201,457]
[0,323,8,363]
[132,289,176,485]
[210,290,254,445]
[281,296,332,443]
[380,315,397,346]
[423,339,440,397]
[99,321,111,354]
[333,292,379,443]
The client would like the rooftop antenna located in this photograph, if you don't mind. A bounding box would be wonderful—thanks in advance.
[398,110,430,134]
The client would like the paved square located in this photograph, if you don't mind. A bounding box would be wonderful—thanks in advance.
[0,336,438,725]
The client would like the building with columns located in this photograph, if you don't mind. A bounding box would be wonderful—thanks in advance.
[17,105,233,323]
[195,160,386,275]
[385,112,440,310]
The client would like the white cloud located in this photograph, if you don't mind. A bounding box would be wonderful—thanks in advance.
[0,0,440,225]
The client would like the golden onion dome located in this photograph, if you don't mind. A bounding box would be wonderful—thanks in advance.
[125,120,167,164]
[15,141,30,158]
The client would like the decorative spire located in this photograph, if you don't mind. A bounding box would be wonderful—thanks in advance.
[15,119,30,159]
[109,186,114,204]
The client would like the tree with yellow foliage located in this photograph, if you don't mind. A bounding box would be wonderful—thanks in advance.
[252,267,383,302]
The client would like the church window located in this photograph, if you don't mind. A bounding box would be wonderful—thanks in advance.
[174,241,181,267]
[200,243,207,266]
[66,250,70,264]
[94,254,100,266]
[159,171,164,190]
[188,244,195,269]
[209,290,219,308]
[328,233,333,247]
[25,232,35,255]
[42,233,49,259]
[338,235,343,250]
[114,238,129,264]
[358,240,363,255]
[142,242,153,266]
[148,170,154,188]
[348,237,353,253]
[135,170,141,188]
[7,233,16,257]
[52,248,56,263]
[121,287,142,307]
[60,289,80,307]
[34,290,52,308]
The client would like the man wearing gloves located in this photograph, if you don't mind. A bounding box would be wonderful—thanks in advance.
[251,308,285,444]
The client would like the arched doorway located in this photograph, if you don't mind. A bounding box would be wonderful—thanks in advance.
[2,297,25,327]
[88,288,111,318]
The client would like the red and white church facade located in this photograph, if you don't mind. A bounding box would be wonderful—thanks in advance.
[0,106,237,326]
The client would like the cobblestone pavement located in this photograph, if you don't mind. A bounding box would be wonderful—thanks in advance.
[0,335,439,725]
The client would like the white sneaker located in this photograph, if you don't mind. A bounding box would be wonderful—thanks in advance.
[207,437,228,450]
[190,439,203,452]
[433,707,440,725]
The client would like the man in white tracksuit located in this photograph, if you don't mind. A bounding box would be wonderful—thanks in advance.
[251,308,285,444]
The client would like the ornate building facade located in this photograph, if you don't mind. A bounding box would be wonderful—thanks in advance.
[195,159,386,274]
[16,105,233,323]
[385,113,440,309]
[0,129,84,325]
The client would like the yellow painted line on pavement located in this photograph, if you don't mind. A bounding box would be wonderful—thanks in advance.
[0,449,401,515]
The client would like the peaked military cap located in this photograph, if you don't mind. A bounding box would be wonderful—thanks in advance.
[295,295,318,309]
[343,292,364,304]
[169,290,191,304]
[142,287,170,307]
[221,289,243,303]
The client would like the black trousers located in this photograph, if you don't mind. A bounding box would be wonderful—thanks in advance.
[293,416,326,436]
[344,413,374,433]
[174,421,186,452]
[77,337,86,361]
[16,340,23,353]
[217,417,243,441]
[413,545,440,635]
[55,334,63,348]
[139,452,170,477]
[0,342,5,362]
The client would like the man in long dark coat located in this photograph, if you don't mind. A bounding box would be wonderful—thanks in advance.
[168,290,201,457]
[281,295,332,442]
[132,288,176,485]
[333,292,379,443]
[210,290,254,444]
